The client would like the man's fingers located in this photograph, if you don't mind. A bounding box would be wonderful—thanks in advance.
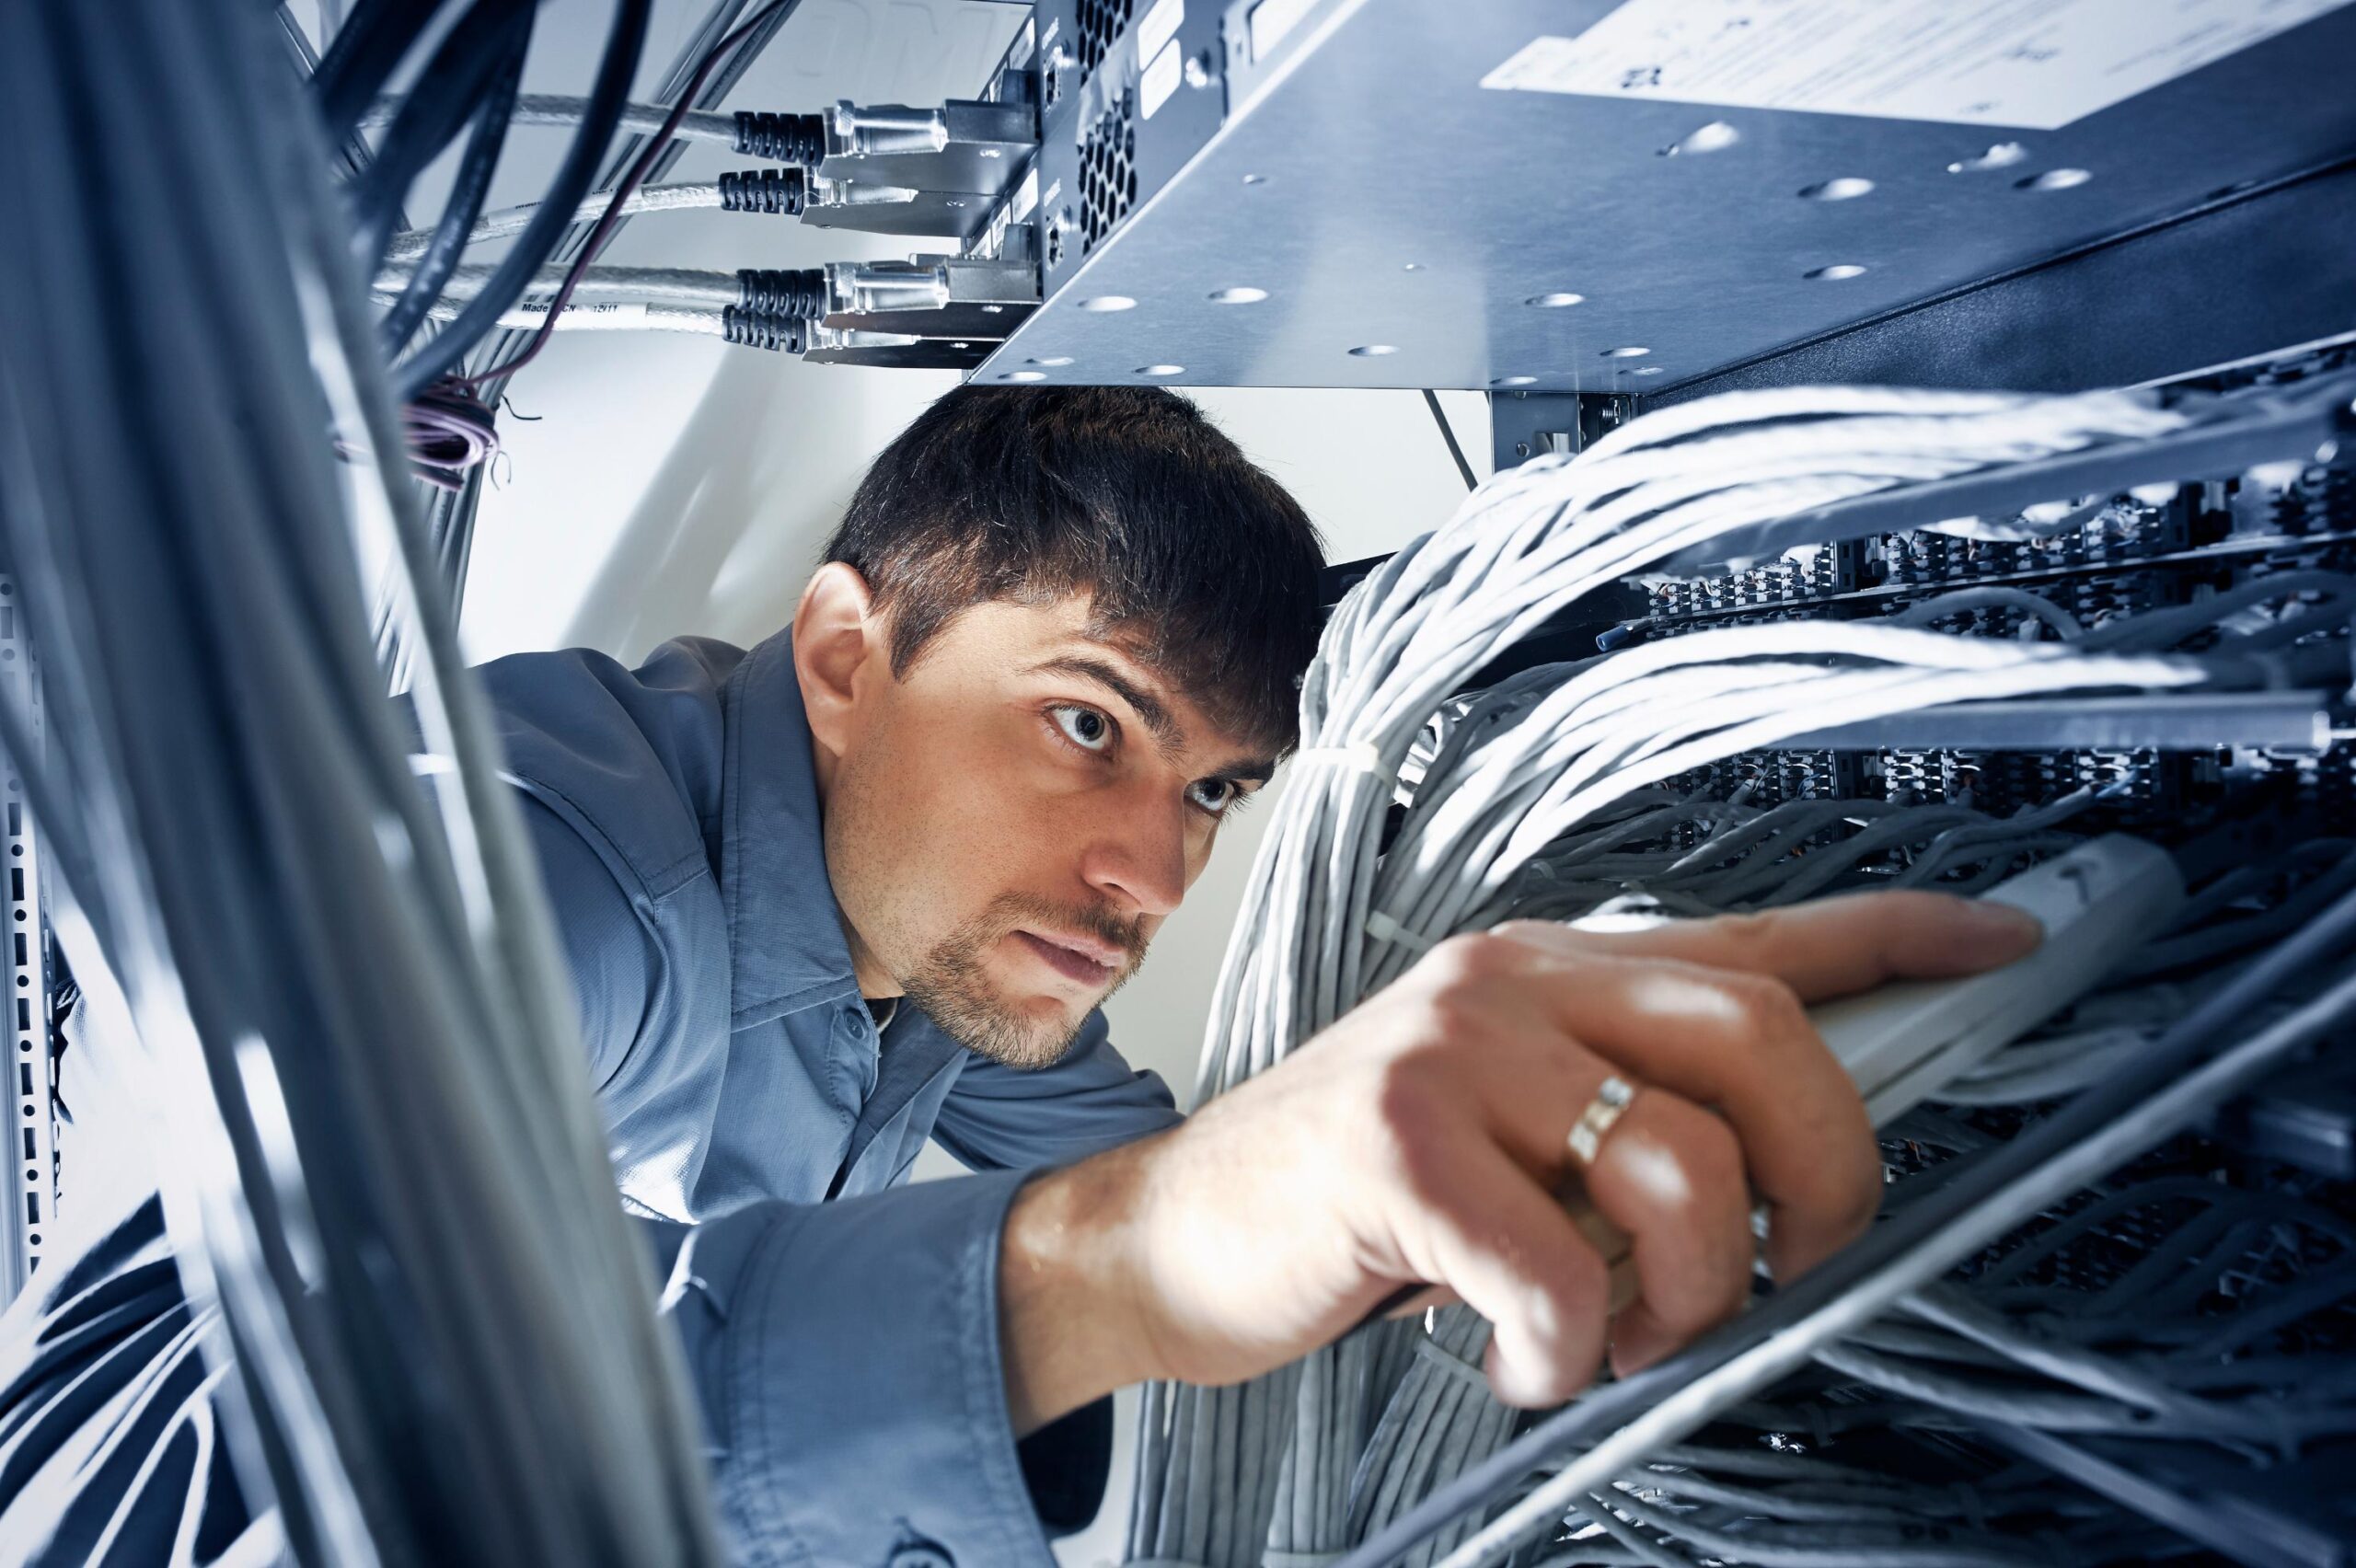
[1388,1135,1612,1407]
[1519,951,1881,1279]
[1495,889,2040,1003]
[1571,1088,1755,1348]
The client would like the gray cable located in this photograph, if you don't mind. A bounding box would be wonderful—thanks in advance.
[363,91,740,146]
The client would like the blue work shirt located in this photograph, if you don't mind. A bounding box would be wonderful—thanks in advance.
[478,629,1184,1566]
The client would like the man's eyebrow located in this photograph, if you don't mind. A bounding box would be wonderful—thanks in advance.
[1032,654,1183,751]
[1209,755,1279,788]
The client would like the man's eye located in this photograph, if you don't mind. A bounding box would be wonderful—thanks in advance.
[1186,778,1238,816]
[1048,704,1114,753]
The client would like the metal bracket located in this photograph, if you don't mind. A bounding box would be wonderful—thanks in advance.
[1489,391,1632,472]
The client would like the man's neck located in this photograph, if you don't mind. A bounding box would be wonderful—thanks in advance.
[838,912,903,1001]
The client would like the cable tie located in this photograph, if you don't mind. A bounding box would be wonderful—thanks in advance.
[1293,741,1392,785]
[1411,1332,1492,1394]
[1364,910,1435,954]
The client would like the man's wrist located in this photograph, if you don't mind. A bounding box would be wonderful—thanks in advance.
[999,1133,1173,1435]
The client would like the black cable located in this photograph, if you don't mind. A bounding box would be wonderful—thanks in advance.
[450,0,801,391]
[1340,873,2356,1568]
[312,0,441,139]
[348,0,529,264]
[1424,389,1478,491]
[375,14,526,357]
[393,0,650,400]
[466,0,802,409]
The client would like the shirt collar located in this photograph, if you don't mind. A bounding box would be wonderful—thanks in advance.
[717,629,865,1027]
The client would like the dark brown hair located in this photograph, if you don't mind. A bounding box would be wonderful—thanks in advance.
[824,386,1324,754]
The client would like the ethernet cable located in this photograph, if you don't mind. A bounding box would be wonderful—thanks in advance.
[378,260,745,306]
[1129,383,2241,1567]
[1373,895,2356,1568]
[362,93,828,162]
[381,172,803,263]
[0,1,722,1560]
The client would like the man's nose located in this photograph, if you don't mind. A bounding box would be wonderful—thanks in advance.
[1080,800,1187,919]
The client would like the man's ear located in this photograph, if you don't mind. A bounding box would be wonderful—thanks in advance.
[792,562,881,762]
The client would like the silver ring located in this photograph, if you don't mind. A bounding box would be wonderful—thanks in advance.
[1567,1075,1638,1168]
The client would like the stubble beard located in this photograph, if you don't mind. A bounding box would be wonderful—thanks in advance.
[900,892,1148,1069]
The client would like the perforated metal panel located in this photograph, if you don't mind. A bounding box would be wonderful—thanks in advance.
[1080,91,1139,252]
[0,577,53,1305]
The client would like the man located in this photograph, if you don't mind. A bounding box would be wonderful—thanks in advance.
[0,386,2039,1566]
[479,386,2041,1563]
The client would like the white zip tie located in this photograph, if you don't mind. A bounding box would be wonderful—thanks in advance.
[1365,910,1436,953]
[1293,741,1392,785]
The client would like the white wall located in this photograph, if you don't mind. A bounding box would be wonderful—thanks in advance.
[436,4,1491,1559]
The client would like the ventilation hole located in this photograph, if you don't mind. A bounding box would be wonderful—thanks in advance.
[1075,0,1138,75]
[1079,94,1139,253]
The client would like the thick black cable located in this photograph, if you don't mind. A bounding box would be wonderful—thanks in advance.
[1339,874,2356,1568]
[312,0,439,139]
[466,0,798,409]
[375,14,527,357]
[348,0,528,264]
[392,0,650,399]
[1424,389,1478,491]
[450,0,803,390]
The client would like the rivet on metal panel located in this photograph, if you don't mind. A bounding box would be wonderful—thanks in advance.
[1659,121,1740,157]
[1948,142,2030,173]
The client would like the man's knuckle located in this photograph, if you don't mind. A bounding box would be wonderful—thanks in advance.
[1721,972,1807,1042]
[1435,930,1519,986]
[1709,910,1782,958]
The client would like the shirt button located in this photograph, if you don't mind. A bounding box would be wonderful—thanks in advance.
[887,1549,953,1568]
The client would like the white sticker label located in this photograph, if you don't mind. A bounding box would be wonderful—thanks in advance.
[1140,39,1184,120]
[1481,0,2350,130]
[1138,0,1186,68]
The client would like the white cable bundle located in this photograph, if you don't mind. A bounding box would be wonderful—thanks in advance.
[1126,384,2224,1568]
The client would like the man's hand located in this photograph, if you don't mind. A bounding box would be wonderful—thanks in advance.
[999,891,2042,1432]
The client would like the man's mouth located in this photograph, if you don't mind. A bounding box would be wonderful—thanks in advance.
[1011,928,1125,987]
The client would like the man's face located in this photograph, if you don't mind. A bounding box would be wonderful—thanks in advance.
[810,595,1274,1068]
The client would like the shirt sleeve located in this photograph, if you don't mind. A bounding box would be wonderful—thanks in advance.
[663,1170,1060,1568]
[514,792,664,1092]
[929,1009,1184,1172]
[513,790,734,1228]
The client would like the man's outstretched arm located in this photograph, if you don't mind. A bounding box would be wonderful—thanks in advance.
[997,891,2041,1433]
